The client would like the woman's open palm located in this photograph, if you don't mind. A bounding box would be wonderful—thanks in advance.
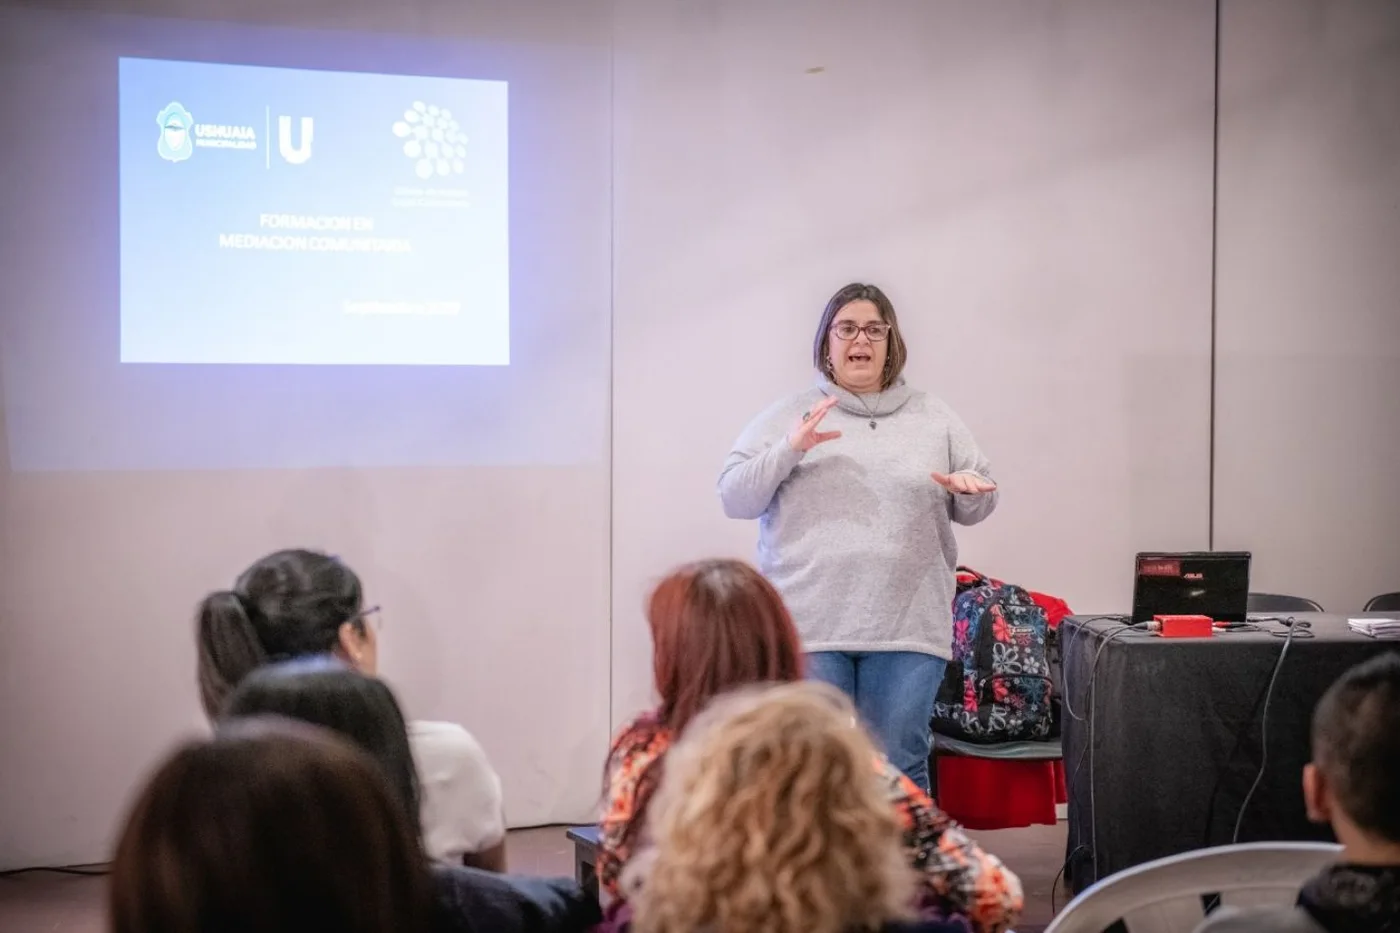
[788,396,842,452]
[931,471,997,495]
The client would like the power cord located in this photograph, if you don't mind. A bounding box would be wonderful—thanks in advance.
[1050,844,1090,915]
[1247,615,1315,638]
[1199,616,1314,845]
[1060,615,1133,723]
[1230,617,1301,843]
[1085,624,1153,879]
[1058,618,1148,891]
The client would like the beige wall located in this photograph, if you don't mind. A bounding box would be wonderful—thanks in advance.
[1213,0,1400,611]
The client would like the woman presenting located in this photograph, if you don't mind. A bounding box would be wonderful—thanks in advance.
[717,282,998,793]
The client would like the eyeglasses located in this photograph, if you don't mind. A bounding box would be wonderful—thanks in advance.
[353,605,383,632]
[830,321,891,342]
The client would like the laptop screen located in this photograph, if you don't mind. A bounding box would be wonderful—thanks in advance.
[1131,551,1252,623]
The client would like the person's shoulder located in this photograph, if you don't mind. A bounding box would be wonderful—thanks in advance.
[411,719,483,751]
[1193,905,1323,933]
[873,753,954,835]
[409,720,495,775]
[902,390,975,431]
[873,753,926,802]
[431,864,600,933]
[903,387,949,416]
[411,720,505,859]
[611,710,659,741]
[608,711,673,763]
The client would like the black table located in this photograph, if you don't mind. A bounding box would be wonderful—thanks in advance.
[1060,613,1398,893]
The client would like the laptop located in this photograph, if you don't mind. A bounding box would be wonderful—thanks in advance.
[1131,551,1252,624]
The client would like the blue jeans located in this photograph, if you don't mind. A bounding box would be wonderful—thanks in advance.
[806,651,947,794]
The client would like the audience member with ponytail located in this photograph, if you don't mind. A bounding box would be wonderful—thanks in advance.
[195,548,506,870]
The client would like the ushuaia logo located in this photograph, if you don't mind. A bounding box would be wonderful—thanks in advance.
[156,102,194,162]
[392,102,466,179]
[155,102,262,161]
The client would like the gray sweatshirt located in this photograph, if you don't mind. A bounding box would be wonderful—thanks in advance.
[718,375,997,659]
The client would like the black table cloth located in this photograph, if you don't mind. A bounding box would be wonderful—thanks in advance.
[1060,613,1398,893]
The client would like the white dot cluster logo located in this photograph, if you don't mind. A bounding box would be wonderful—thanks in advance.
[392,102,466,179]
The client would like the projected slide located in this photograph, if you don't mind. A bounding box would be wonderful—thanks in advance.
[2,7,609,472]
[118,58,509,365]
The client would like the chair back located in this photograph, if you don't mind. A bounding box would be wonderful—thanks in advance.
[1247,592,1324,614]
[1045,842,1340,933]
[1364,592,1400,613]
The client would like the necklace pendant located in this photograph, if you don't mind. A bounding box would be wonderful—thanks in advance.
[869,419,877,430]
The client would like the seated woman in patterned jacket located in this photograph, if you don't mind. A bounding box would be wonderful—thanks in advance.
[598,559,1022,933]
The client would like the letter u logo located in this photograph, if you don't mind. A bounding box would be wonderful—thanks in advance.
[278,116,313,164]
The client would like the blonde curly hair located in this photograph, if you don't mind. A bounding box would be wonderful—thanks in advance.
[627,681,915,933]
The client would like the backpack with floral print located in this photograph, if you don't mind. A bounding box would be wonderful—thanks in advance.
[931,567,1054,743]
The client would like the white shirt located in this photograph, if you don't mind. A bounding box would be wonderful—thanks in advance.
[408,720,505,863]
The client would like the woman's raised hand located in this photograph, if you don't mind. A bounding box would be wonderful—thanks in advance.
[787,396,842,452]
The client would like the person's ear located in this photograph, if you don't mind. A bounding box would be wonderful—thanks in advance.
[1303,763,1330,824]
[337,621,365,667]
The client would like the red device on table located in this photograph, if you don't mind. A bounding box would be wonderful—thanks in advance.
[1152,614,1215,638]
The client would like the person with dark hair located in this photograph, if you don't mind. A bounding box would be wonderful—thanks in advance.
[717,282,998,794]
[225,660,422,827]
[598,559,1020,933]
[195,549,371,717]
[109,720,437,933]
[1196,652,1400,933]
[224,665,602,933]
[194,548,507,870]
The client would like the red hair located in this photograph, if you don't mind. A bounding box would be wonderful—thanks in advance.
[610,560,805,859]
[649,559,805,734]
